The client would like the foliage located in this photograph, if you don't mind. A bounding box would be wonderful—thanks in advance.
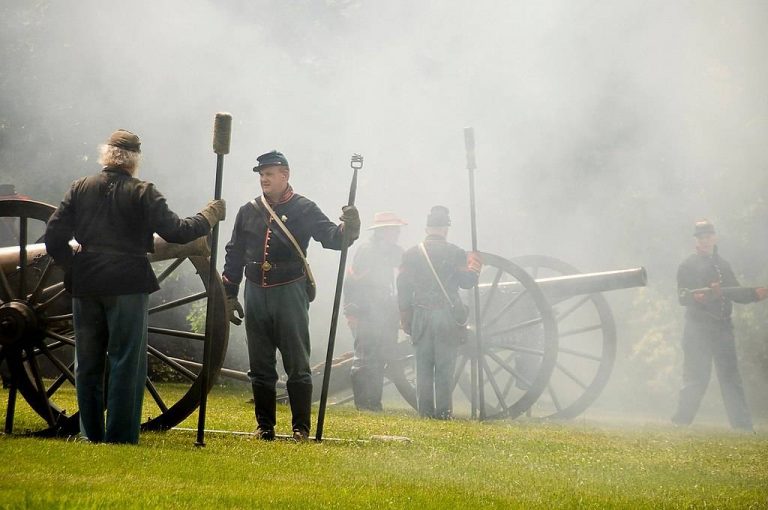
[1,385,767,509]
[186,300,206,335]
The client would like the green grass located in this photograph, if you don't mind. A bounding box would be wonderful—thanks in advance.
[1,385,767,509]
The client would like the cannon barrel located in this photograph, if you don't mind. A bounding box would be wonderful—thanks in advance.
[0,235,210,274]
[480,267,647,302]
[0,243,48,273]
[535,267,647,300]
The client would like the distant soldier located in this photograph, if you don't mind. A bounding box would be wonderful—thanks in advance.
[45,129,225,444]
[672,219,767,431]
[397,206,481,419]
[344,211,407,411]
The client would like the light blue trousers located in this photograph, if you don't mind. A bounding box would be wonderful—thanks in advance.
[412,307,460,419]
[73,293,148,444]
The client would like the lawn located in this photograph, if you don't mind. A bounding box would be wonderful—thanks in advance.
[1,384,767,509]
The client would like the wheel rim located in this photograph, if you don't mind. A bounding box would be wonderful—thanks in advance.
[511,255,617,419]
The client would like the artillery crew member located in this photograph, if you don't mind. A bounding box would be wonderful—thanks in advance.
[45,129,225,444]
[397,206,481,419]
[672,219,767,431]
[344,211,407,411]
[222,150,360,440]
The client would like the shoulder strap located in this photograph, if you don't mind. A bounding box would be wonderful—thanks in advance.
[418,242,453,307]
[250,197,315,287]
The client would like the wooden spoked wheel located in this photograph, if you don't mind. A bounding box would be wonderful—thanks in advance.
[511,255,617,419]
[389,253,559,420]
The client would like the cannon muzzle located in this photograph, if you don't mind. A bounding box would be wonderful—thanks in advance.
[535,267,647,301]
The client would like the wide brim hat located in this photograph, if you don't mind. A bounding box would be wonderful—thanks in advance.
[367,211,408,230]
[253,150,289,172]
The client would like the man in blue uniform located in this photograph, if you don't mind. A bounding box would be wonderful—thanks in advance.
[344,211,407,411]
[672,219,767,431]
[223,150,360,440]
[45,129,225,444]
[397,206,481,419]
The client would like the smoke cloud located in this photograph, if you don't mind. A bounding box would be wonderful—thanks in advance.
[2,0,767,423]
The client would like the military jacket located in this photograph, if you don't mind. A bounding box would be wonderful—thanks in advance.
[45,167,211,296]
[222,189,348,294]
[397,235,477,314]
[344,237,403,318]
[677,248,758,321]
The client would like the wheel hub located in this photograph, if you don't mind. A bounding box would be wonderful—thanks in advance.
[0,300,38,346]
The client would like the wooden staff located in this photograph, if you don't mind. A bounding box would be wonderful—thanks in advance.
[195,112,231,447]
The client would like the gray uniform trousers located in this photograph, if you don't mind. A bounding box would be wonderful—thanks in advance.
[244,278,311,388]
[350,304,399,411]
[672,317,753,430]
[412,306,460,419]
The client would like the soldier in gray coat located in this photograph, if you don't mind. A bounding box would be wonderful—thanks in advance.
[397,206,481,419]
[344,211,407,411]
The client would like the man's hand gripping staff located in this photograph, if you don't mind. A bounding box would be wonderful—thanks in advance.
[467,251,483,274]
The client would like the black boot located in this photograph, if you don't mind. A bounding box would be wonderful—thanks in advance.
[252,383,276,440]
[368,362,385,412]
[287,381,313,441]
[350,369,367,411]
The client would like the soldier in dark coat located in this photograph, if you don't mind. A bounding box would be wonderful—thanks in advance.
[672,219,767,431]
[222,150,360,440]
[45,129,225,443]
[397,206,481,419]
[344,211,407,411]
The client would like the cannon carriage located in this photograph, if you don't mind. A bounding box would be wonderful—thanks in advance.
[0,196,645,436]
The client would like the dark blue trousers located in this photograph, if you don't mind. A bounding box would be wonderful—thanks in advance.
[672,318,753,430]
[73,293,148,443]
[244,279,311,388]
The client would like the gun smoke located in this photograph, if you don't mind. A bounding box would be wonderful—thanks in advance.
[1,0,767,426]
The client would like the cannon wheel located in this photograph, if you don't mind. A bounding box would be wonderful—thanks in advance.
[388,252,559,420]
[511,255,617,419]
[0,198,229,436]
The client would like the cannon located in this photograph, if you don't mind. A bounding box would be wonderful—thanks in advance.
[1,196,646,436]
[0,198,229,436]
[378,254,646,420]
[283,253,645,421]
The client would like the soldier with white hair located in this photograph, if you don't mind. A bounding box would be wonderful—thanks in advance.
[45,129,225,443]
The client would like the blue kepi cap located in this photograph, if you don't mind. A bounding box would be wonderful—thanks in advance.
[253,150,289,172]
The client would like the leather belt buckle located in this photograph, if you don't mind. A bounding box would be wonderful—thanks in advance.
[261,261,272,272]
